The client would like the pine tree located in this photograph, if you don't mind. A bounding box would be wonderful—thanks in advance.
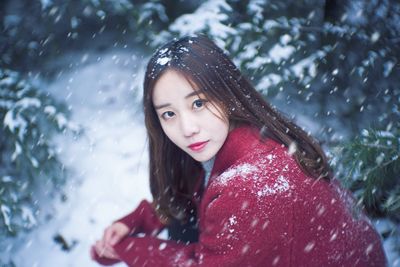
[334,123,400,222]
[0,69,77,243]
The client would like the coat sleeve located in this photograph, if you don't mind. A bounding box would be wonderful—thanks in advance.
[111,178,293,267]
[115,199,166,236]
[93,199,166,266]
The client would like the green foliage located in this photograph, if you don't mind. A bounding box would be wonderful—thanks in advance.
[334,123,400,222]
[0,69,77,240]
[75,0,169,44]
[1,0,170,70]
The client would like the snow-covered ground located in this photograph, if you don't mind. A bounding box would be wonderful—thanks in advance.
[10,49,153,267]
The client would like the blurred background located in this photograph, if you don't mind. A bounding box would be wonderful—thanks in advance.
[1,0,399,266]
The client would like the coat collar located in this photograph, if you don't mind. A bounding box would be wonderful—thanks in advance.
[210,125,269,178]
[193,125,277,194]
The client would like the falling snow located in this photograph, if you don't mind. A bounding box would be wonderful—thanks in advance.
[2,0,399,265]
[5,51,151,267]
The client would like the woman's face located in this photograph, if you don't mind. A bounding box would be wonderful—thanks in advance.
[152,70,230,162]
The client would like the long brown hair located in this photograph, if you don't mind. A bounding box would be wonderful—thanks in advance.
[143,35,332,223]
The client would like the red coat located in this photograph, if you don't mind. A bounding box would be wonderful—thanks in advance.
[93,126,387,266]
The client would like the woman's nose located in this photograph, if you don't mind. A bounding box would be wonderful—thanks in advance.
[180,113,200,137]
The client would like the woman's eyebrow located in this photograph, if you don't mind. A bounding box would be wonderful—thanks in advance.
[185,90,203,99]
[154,103,170,110]
[154,90,203,110]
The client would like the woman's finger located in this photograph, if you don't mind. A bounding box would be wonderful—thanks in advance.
[103,227,115,244]
[109,231,122,246]
[94,240,119,259]
[102,244,119,259]
[94,240,104,257]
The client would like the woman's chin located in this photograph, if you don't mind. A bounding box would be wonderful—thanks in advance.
[189,151,214,163]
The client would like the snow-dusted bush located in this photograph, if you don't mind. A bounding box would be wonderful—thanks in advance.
[334,123,400,222]
[0,69,76,241]
[332,123,400,260]
[1,0,170,70]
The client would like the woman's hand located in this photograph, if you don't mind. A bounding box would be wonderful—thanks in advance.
[103,222,130,246]
[91,239,119,260]
[91,222,130,260]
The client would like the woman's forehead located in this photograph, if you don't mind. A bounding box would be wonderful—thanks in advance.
[156,69,200,91]
[152,70,199,101]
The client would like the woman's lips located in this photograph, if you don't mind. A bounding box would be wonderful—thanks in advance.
[188,141,209,151]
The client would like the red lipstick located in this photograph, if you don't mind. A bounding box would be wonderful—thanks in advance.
[188,141,209,151]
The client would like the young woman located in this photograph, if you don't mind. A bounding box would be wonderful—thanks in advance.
[91,35,387,266]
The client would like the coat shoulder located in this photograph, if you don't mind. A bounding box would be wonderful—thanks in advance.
[209,138,302,200]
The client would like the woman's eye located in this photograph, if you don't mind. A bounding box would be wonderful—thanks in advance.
[161,111,175,120]
[193,99,206,109]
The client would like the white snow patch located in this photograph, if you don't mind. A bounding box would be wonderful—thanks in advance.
[154,0,237,49]
[1,205,12,231]
[266,154,275,161]
[11,142,22,161]
[228,215,237,233]
[15,97,41,109]
[228,215,237,226]
[156,57,171,66]
[44,105,57,116]
[263,20,280,31]
[246,56,271,70]
[4,110,27,140]
[268,43,295,64]
[290,52,326,78]
[159,48,169,54]
[216,163,259,185]
[256,74,282,91]
[2,176,13,182]
[257,175,290,197]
